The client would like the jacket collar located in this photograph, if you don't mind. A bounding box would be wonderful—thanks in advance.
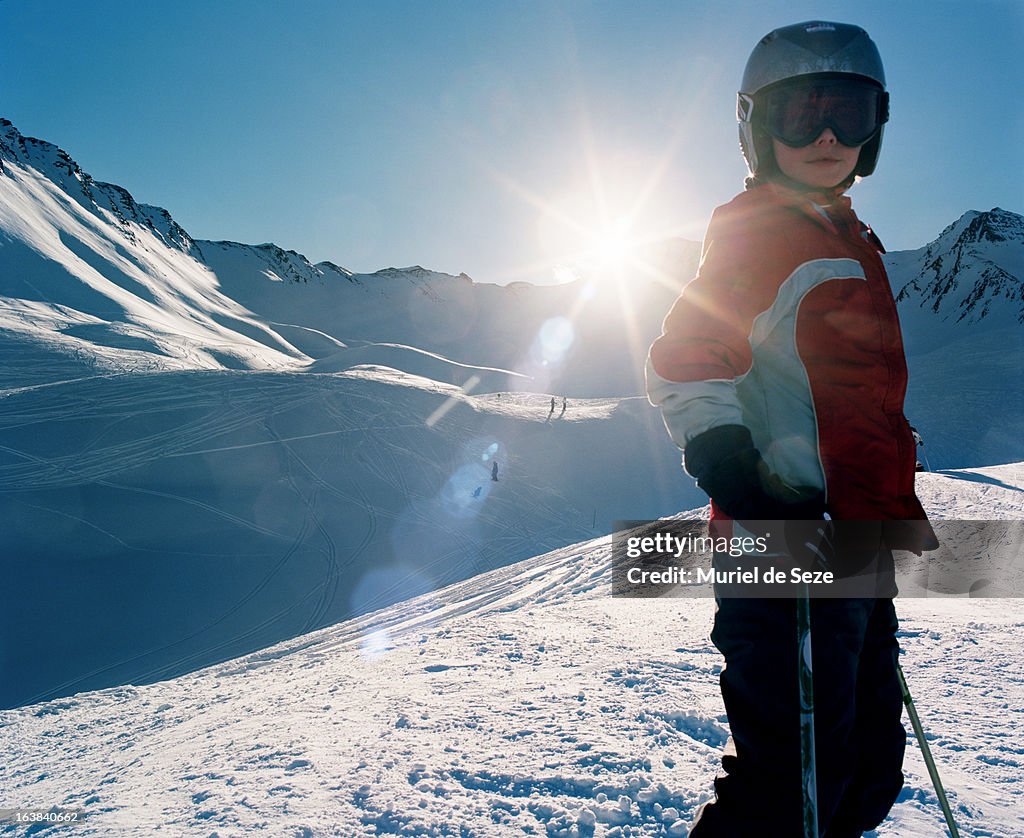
[752,179,871,245]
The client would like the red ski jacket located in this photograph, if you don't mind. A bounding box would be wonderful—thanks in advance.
[647,182,932,545]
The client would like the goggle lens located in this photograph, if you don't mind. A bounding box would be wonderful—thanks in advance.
[762,79,886,148]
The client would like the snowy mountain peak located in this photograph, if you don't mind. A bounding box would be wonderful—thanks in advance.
[315,259,356,279]
[357,265,477,290]
[370,265,431,279]
[1,117,196,255]
[894,207,1024,324]
[1,117,79,178]
[200,239,363,287]
[936,207,1023,247]
[249,241,337,284]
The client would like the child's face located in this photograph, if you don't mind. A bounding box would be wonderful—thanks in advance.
[772,128,860,189]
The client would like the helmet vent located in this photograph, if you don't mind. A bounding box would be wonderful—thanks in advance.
[781,22,861,57]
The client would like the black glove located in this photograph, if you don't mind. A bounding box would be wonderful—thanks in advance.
[684,425,825,522]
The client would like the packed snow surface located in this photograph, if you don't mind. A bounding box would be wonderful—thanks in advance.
[0,366,692,709]
[2,465,1023,837]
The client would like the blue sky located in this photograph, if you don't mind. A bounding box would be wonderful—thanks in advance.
[2,0,1021,283]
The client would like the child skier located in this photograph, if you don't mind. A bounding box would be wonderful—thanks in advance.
[646,21,936,836]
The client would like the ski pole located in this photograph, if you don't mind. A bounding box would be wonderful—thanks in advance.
[797,581,818,838]
[896,663,960,837]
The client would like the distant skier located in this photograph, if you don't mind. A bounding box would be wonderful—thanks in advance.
[559,396,567,418]
[491,460,499,482]
[472,486,482,498]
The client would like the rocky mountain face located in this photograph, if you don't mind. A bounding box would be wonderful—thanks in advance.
[892,207,1023,324]
[0,118,196,255]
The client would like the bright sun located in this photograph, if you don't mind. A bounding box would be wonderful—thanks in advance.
[586,219,636,275]
[483,149,692,390]
[536,200,649,286]
[484,144,694,293]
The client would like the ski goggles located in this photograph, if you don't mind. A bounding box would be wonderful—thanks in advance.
[744,77,889,148]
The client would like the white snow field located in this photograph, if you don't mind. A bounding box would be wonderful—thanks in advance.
[0,365,693,709]
[1,466,1022,838]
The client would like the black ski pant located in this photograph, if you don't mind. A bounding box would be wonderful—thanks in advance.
[689,596,906,837]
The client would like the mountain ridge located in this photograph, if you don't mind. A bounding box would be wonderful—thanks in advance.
[894,206,1024,323]
[0,118,197,255]
[1,115,1021,456]
[3,116,1020,303]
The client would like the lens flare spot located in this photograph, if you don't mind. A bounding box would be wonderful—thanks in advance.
[350,564,436,625]
[533,316,575,365]
[441,463,492,519]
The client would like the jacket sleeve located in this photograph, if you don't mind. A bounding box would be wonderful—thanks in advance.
[645,207,779,456]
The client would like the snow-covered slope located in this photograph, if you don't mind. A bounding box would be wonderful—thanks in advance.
[1,117,1022,711]
[2,465,1022,837]
[0,120,309,388]
[197,241,690,400]
[0,366,694,709]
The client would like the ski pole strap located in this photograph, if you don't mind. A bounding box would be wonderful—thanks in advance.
[797,583,818,838]
[896,664,961,838]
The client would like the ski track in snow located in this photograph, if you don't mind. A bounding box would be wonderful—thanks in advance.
[0,371,1021,836]
[1,367,686,709]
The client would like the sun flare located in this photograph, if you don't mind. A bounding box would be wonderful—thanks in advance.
[537,200,654,287]
[584,218,639,276]
[527,165,683,291]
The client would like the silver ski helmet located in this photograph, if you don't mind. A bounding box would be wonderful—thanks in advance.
[738,21,889,181]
